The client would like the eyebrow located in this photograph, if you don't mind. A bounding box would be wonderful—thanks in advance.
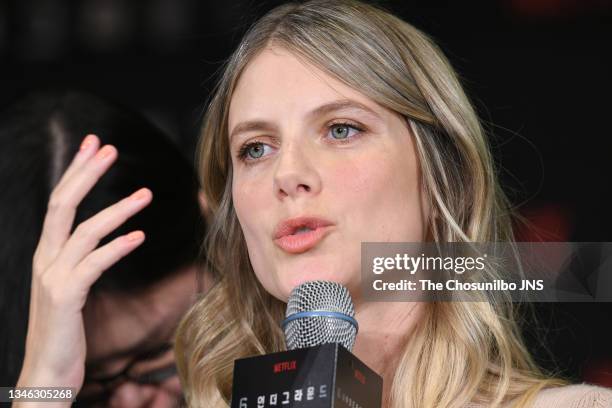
[228,99,382,144]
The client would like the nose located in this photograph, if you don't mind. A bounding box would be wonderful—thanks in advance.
[108,383,155,408]
[273,141,321,201]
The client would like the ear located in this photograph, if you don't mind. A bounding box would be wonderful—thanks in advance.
[198,189,210,218]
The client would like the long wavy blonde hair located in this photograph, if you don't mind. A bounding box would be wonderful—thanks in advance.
[175,1,565,406]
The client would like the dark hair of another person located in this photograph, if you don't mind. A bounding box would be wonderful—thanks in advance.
[0,90,206,387]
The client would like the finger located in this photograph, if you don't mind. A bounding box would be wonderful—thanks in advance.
[33,134,100,269]
[36,144,118,265]
[54,188,153,271]
[53,134,100,191]
[74,230,146,290]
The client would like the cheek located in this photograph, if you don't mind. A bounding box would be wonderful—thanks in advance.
[232,177,279,288]
[232,176,268,240]
[326,145,423,242]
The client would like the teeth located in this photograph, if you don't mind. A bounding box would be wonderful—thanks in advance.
[293,226,312,235]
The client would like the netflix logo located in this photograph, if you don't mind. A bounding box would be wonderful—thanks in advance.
[273,360,297,373]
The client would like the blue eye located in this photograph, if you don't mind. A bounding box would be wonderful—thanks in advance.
[328,123,362,141]
[237,142,271,162]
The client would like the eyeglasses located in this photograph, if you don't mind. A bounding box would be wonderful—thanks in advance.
[76,343,178,406]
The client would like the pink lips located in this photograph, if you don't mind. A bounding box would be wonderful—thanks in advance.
[273,216,334,254]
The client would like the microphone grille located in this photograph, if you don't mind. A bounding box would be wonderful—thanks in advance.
[284,281,357,351]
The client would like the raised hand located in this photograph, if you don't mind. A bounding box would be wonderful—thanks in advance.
[15,134,153,406]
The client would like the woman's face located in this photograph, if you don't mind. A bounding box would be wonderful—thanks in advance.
[228,47,427,302]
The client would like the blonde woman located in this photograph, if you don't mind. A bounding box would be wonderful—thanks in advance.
[175,0,612,407]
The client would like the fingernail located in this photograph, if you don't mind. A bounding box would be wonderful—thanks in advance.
[130,188,149,201]
[80,134,96,151]
[96,145,114,160]
[125,231,145,242]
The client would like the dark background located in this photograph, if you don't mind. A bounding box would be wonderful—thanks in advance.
[1,0,611,385]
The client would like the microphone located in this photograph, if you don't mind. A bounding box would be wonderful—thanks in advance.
[231,281,382,408]
[283,280,357,351]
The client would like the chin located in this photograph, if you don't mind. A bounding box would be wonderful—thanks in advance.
[265,251,360,301]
